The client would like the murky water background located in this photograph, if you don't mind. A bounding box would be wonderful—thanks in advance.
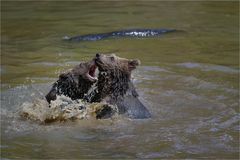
[1,1,239,159]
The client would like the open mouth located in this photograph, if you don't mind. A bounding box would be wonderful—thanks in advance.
[86,64,98,82]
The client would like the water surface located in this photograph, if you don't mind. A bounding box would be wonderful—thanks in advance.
[1,1,239,159]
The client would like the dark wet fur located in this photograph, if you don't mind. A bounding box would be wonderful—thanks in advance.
[90,69,130,104]
[46,74,93,103]
[45,61,96,104]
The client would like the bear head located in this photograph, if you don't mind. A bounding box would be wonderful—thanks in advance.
[46,59,98,103]
[89,53,140,103]
[94,53,140,74]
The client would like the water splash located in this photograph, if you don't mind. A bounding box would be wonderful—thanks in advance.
[20,95,118,123]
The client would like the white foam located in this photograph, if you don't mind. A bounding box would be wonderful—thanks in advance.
[20,95,118,123]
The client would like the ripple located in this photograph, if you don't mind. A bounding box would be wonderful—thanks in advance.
[139,66,172,73]
[176,62,239,74]
[31,62,60,66]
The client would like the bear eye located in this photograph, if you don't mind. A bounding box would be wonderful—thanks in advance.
[110,56,115,61]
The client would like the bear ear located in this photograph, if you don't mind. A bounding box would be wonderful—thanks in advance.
[59,73,68,79]
[128,59,140,70]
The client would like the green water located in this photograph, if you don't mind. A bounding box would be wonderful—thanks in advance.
[1,1,239,159]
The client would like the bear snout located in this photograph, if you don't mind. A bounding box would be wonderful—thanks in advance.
[131,59,141,66]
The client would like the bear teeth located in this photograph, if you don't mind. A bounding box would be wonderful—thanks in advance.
[86,73,98,82]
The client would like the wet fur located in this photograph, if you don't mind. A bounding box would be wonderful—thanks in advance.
[90,54,151,118]
[46,62,94,103]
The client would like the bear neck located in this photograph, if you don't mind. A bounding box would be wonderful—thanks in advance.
[97,68,131,101]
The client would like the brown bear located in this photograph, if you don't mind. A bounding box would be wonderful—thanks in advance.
[88,53,151,119]
[45,59,98,103]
